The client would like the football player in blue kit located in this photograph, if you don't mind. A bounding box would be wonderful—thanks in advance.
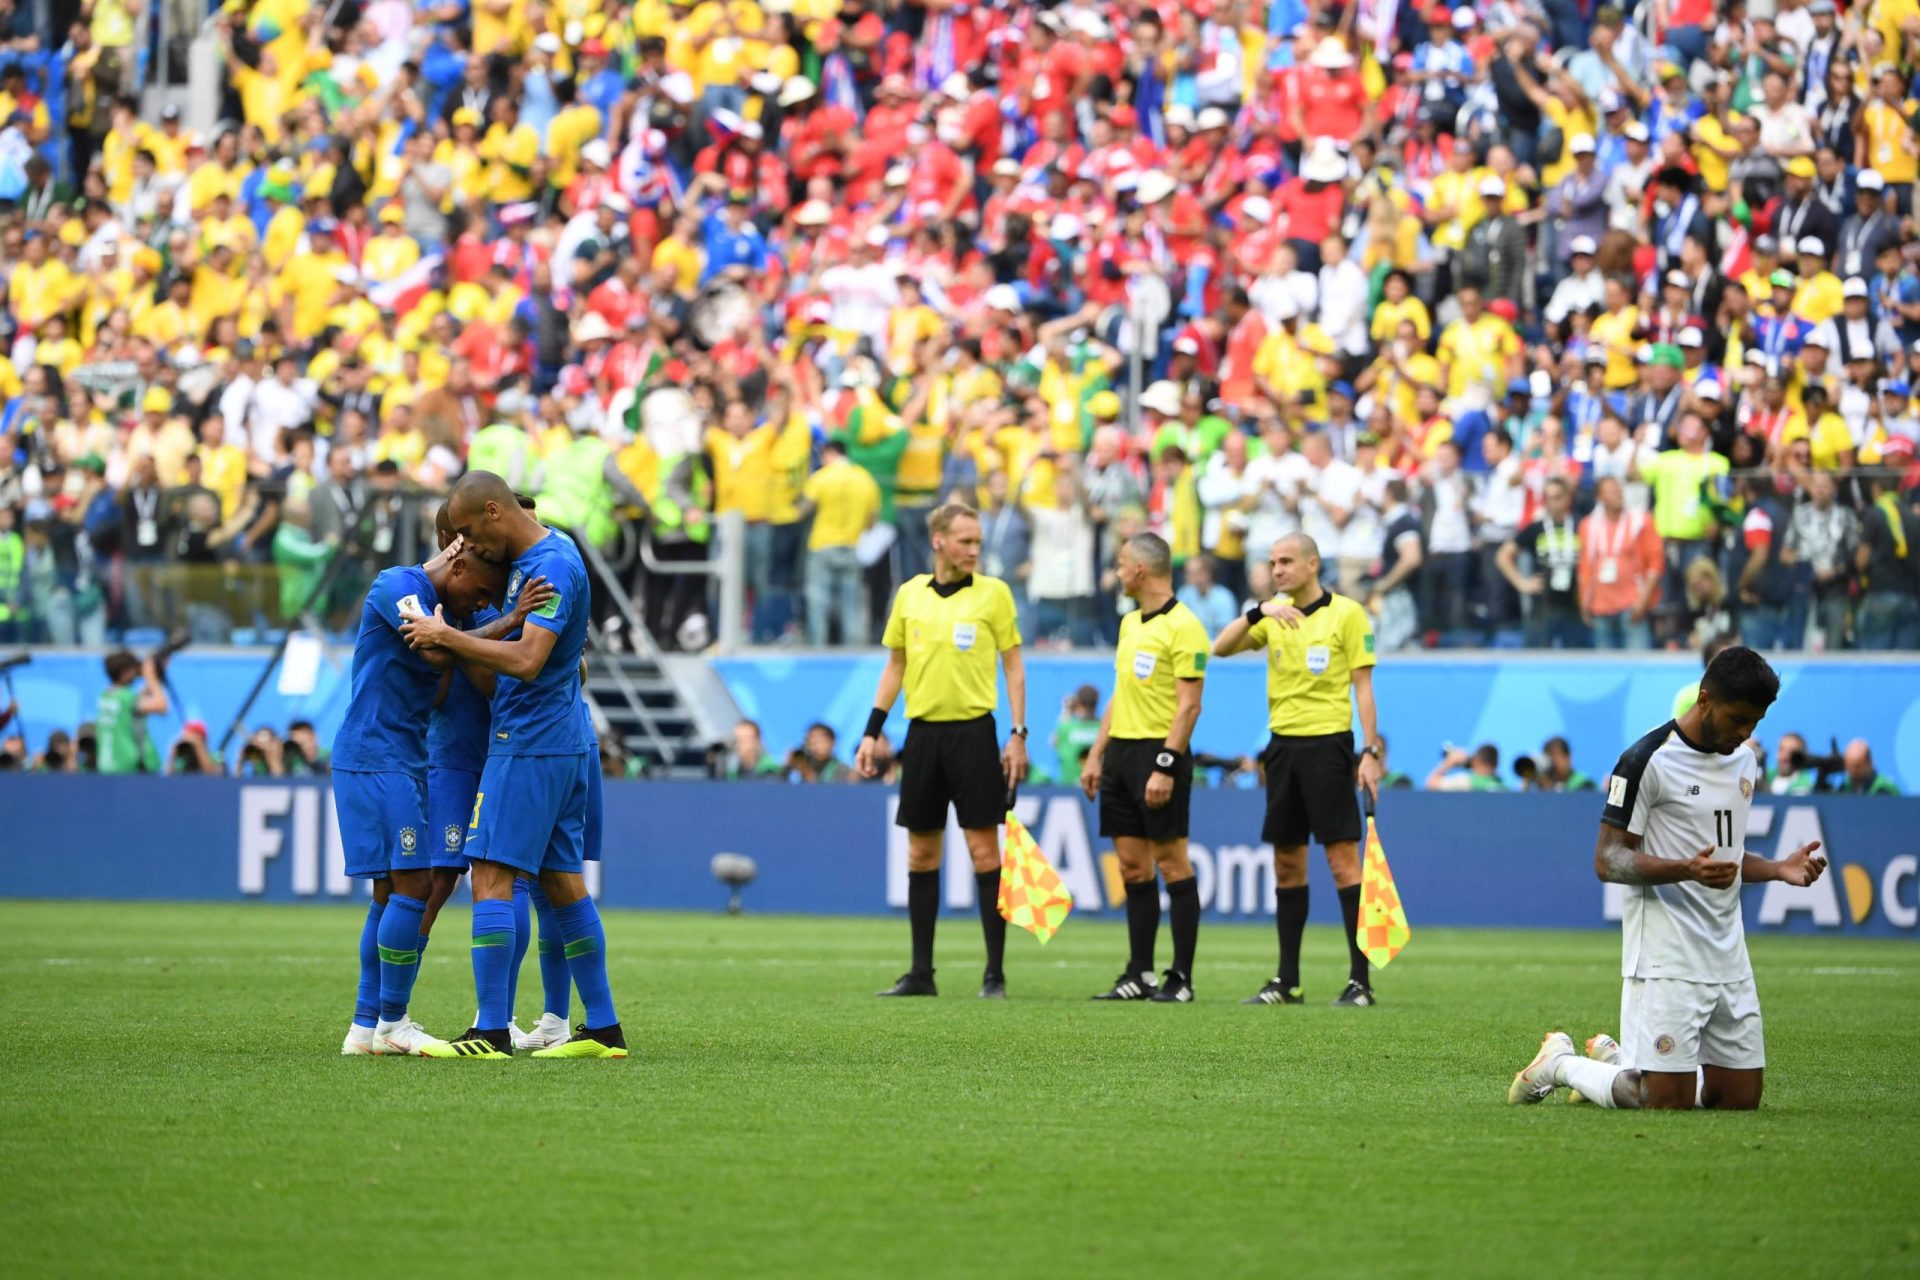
[336,536,510,1057]
[401,470,625,1060]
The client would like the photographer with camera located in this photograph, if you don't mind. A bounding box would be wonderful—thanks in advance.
[283,720,329,776]
[95,648,169,774]
[166,720,223,776]
[1843,740,1902,796]
[237,727,287,778]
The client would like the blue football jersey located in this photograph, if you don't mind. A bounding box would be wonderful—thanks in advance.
[427,605,499,773]
[332,565,443,777]
[490,529,592,757]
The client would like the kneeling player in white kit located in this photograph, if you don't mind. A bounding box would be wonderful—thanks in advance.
[1508,646,1828,1110]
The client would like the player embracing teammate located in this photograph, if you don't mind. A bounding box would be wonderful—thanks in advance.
[399,471,626,1060]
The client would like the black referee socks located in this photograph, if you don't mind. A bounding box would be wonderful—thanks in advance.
[1124,880,1160,975]
[1166,877,1199,979]
[1337,884,1368,988]
[975,869,1007,977]
[908,870,939,977]
[1275,886,1309,990]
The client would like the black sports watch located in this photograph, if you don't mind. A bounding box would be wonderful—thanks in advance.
[1009,724,1029,739]
[1361,743,1382,760]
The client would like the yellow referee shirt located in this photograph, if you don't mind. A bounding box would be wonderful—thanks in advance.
[1111,600,1210,740]
[882,574,1021,723]
[1249,592,1375,737]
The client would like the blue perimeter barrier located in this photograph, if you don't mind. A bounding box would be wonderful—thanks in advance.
[2,780,1914,938]
[11,650,1920,793]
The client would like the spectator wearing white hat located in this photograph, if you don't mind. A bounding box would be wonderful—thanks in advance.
[1838,168,1896,278]
[1546,133,1609,267]
[1545,234,1606,327]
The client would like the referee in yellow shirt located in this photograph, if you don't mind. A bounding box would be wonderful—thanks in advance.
[1078,533,1210,1003]
[856,502,1029,998]
[1212,533,1385,1007]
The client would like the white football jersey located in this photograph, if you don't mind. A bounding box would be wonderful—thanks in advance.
[1601,721,1763,984]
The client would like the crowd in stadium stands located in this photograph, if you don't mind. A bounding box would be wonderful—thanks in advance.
[0,672,1900,789]
[3,0,1920,653]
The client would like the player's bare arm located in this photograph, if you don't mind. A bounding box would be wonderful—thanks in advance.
[855,647,907,778]
[401,610,560,682]
[1593,824,1738,889]
[1742,841,1828,887]
[1145,677,1203,810]
[1000,644,1027,788]
[440,578,557,697]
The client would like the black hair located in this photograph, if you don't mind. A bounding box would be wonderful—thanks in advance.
[806,721,835,742]
[1544,735,1570,755]
[104,650,138,682]
[1473,744,1500,769]
[1701,645,1780,710]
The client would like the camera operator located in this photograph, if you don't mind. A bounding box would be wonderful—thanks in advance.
[282,720,329,776]
[1770,733,1817,795]
[34,729,75,772]
[167,721,223,776]
[237,727,286,778]
[96,649,169,774]
[1843,740,1902,795]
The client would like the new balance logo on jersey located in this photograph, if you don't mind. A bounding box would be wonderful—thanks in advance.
[1688,785,1701,796]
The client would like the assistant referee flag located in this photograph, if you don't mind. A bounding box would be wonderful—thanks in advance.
[1356,815,1411,968]
[998,811,1072,943]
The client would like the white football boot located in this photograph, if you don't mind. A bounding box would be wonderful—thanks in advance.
[1506,1030,1577,1105]
[342,1023,377,1056]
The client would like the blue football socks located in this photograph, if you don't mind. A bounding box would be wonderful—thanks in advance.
[506,877,531,1020]
[554,897,616,1029]
[376,894,427,1023]
[528,879,572,1020]
[470,898,516,1031]
[354,899,385,1029]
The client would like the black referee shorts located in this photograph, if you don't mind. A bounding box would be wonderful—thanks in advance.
[1099,739,1192,842]
[896,715,1004,832]
[1261,732,1362,849]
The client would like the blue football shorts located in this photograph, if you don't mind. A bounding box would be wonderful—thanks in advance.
[334,769,430,879]
[427,766,482,872]
[464,751,594,876]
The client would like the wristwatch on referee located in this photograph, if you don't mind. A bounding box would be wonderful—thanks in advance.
[1153,748,1184,775]
[1361,742,1382,760]
[1009,725,1029,739]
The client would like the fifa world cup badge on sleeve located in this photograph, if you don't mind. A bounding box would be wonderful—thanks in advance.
[1608,775,1627,806]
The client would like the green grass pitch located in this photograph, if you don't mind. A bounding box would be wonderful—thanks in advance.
[2,901,1916,1278]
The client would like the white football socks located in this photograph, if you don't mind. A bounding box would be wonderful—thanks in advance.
[1556,1056,1626,1108]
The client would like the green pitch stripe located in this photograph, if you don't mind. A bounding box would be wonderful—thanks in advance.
[376,945,418,966]
[471,931,514,949]
[563,937,599,959]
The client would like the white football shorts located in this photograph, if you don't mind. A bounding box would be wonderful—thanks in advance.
[1619,976,1766,1072]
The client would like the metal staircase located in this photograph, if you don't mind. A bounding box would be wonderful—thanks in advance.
[574,529,741,778]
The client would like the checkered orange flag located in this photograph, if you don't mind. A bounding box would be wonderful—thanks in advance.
[998,807,1072,944]
[1357,809,1411,968]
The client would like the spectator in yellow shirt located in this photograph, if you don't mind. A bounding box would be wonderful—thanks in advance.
[361,206,422,286]
[9,231,76,330]
[1791,237,1845,324]
[32,315,83,377]
[1436,286,1522,400]
[482,97,542,206]
[798,437,881,646]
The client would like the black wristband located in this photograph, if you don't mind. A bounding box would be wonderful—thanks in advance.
[1245,606,1265,629]
[1154,748,1186,773]
[864,708,888,740]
